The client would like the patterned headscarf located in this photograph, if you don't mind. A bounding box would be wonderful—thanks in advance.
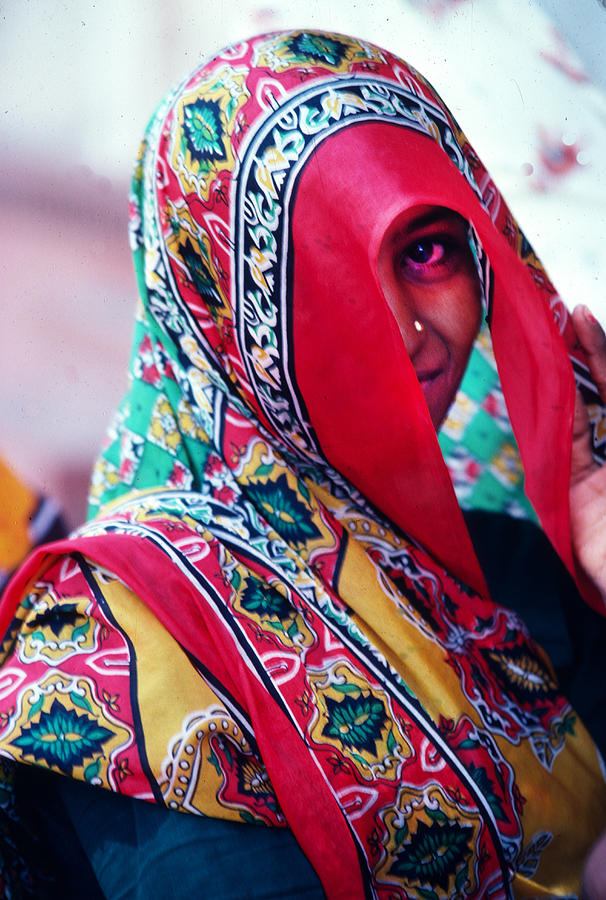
[87,29,604,600]
[2,31,606,899]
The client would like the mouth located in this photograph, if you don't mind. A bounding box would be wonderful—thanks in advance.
[416,363,449,402]
[416,367,443,387]
[414,362,454,428]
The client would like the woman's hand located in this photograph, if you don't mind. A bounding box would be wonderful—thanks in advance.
[569,305,606,599]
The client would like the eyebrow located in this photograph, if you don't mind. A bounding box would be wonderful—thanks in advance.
[389,208,467,246]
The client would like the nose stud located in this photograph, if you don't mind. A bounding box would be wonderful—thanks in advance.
[414,320,424,333]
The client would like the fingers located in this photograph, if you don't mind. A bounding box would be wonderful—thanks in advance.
[570,305,605,485]
[572,304,606,400]
[571,387,595,484]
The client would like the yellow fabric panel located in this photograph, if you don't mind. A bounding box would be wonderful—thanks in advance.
[334,522,606,897]
[335,522,476,721]
[97,574,247,821]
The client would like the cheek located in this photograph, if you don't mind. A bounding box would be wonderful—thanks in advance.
[440,274,482,360]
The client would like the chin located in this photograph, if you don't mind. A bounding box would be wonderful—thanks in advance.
[422,379,458,432]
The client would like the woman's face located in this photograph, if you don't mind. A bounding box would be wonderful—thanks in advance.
[377,205,482,429]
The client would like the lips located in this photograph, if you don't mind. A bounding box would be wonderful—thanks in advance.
[416,366,443,386]
[414,349,450,394]
[411,351,455,427]
[417,367,448,408]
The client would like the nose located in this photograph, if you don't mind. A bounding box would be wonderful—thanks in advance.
[390,293,427,361]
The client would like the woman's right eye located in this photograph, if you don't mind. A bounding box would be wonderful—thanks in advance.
[398,232,467,284]
[404,239,447,267]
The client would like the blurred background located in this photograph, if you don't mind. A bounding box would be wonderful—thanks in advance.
[1,0,606,527]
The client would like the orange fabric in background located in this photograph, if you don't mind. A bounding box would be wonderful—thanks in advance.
[0,457,36,572]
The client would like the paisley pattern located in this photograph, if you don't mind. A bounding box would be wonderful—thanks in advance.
[1,29,606,900]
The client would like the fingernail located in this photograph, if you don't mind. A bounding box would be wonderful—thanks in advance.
[582,305,599,326]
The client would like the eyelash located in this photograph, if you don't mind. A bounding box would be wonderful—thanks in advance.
[398,235,462,282]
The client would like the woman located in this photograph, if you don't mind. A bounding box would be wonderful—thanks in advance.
[1,30,606,899]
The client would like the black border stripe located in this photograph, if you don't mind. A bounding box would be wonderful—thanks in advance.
[77,553,165,806]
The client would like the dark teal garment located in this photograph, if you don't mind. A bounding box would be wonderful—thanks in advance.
[13,763,104,900]
[57,775,326,899]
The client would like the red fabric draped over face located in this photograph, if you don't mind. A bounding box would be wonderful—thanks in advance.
[290,123,575,596]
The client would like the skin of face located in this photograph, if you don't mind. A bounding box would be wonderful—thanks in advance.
[377,204,482,429]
